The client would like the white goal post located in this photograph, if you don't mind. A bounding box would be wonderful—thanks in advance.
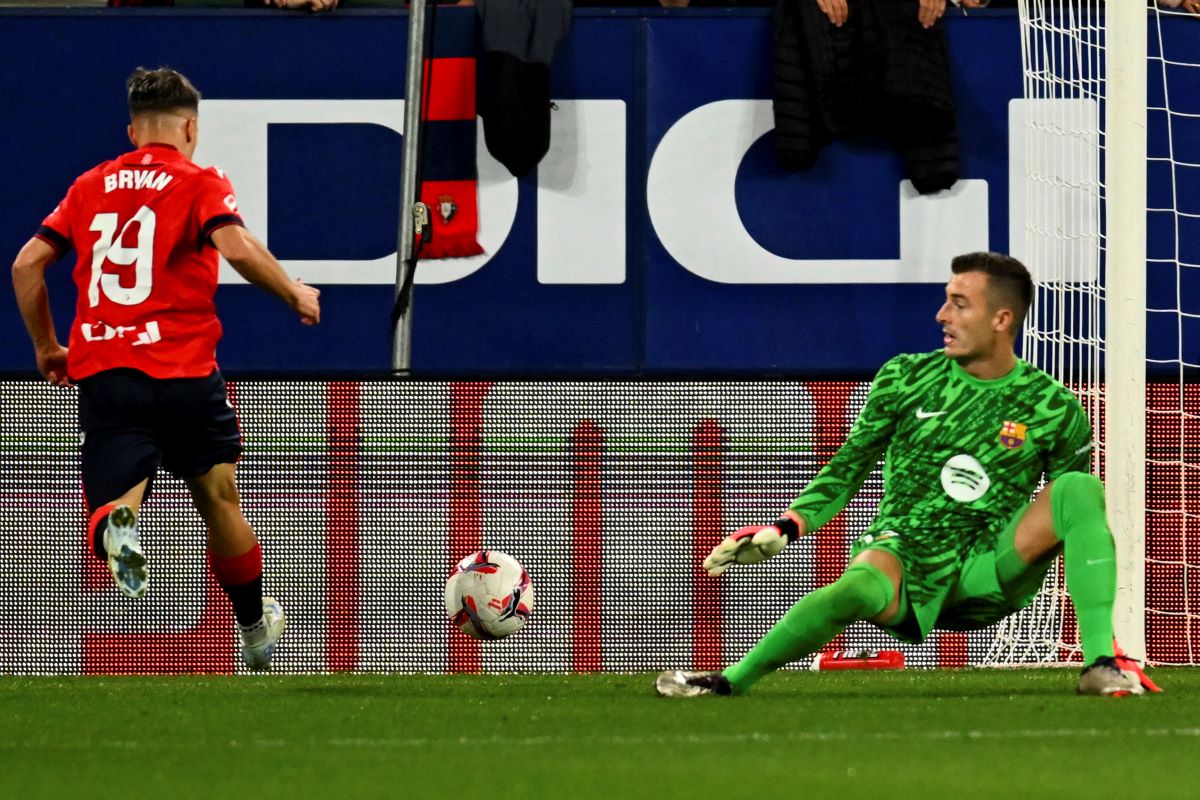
[1017,1,1148,662]
[1104,0,1149,663]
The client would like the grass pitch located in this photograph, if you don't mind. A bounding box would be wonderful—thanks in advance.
[2,669,1198,800]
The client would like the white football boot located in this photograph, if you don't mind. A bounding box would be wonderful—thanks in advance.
[655,670,733,697]
[240,597,286,671]
[103,504,147,599]
[1077,656,1146,696]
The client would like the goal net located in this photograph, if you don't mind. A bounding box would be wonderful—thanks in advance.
[1008,0,1199,665]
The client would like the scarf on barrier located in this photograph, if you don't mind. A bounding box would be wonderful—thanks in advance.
[417,6,483,259]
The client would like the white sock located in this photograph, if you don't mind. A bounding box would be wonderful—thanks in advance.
[240,617,267,646]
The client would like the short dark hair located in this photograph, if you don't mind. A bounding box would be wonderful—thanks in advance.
[951,251,1033,334]
[126,67,201,117]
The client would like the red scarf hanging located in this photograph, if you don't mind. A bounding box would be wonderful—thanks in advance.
[416,9,483,259]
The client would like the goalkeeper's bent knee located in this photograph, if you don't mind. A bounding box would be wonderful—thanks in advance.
[821,561,896,624]
[1050,471,1108,544]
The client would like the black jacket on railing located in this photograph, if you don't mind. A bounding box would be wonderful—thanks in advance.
[477,0,573,178]
[772,0,959,194]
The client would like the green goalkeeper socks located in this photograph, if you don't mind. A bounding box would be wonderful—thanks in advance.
[1050,472,1118,665]
[723,562,894,693]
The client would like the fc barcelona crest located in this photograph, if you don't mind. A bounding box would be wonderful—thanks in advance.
[437,193,457,224]
[998,420,1028,449]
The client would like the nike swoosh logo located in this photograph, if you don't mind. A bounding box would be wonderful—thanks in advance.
[916,409,947,419]
[1086,558,1113,566]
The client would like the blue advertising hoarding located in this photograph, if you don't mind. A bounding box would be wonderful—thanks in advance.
[0,9,1191,375]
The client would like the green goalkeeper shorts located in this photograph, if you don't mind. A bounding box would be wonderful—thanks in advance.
[848,505,1058,645]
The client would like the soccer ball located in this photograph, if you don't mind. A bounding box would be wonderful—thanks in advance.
[444,550,534,640]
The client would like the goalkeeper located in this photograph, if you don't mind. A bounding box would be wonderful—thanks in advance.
[657,252,1159,698]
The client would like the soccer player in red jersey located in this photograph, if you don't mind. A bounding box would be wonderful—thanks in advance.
[10,67,321,671]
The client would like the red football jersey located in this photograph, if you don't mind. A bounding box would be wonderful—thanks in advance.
[36,143,244,381]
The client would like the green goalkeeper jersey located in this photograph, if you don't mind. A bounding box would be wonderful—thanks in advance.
[790,350,1093,563]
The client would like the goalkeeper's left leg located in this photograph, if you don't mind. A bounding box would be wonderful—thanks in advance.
[721,557,897,693]
[1005,471,1116,666]
[1004,471,1158,692]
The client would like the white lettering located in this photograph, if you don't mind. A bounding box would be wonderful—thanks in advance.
[103,169,173,193]
[87,214,118,306]
[646,100,989,284]
[132,320,161,346]
[537,100,626,285]
[193,97,1005,287]
[81,322,111,341]
[80,319,161,344]
[88,207,156,307]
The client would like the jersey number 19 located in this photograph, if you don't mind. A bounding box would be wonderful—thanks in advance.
[88,205,156,307]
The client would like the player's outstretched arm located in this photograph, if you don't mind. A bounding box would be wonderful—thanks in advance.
[704,356,906,578]
[211,225,321,325]
[12,237,70,386]
[703,510,807,577]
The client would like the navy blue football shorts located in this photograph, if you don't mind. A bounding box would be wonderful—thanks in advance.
[77,368,243,511]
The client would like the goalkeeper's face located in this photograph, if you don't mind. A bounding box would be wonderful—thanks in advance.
[936,271,1011,364]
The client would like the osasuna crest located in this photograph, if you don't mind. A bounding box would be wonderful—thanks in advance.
[998,420,1028,449]
[437,193,457,223]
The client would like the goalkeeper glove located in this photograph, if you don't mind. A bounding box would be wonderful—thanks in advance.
[702,514,804,577]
